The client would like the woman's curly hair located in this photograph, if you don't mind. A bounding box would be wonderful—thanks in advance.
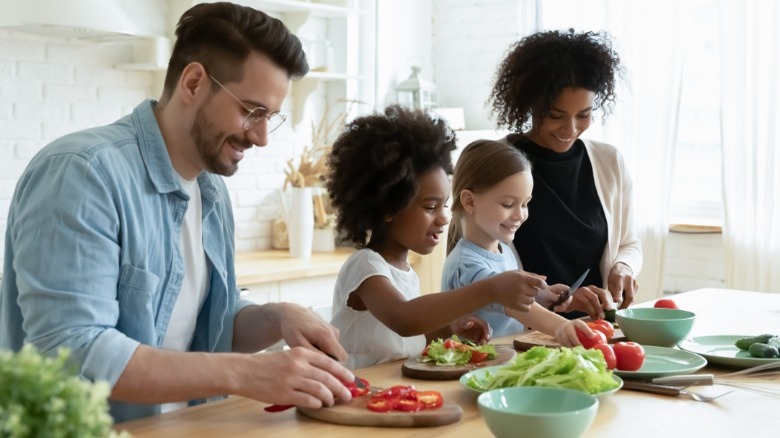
[326,104,457,248]
[489,29,622,133]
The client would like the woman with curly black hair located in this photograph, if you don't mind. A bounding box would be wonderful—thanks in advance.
[490,29,643,320]
[327,105,552,369]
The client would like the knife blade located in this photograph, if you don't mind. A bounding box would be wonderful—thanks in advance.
[548,268,590,311]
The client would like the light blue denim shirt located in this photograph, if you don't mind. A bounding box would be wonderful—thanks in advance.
[0,99,254,422]
[441,238,525,337]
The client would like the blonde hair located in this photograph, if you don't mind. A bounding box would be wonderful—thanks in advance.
[446,140,532,255]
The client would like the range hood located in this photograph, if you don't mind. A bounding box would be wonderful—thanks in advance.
[0,0,149,41]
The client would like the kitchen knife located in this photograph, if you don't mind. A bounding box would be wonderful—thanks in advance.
[548,268,590,311]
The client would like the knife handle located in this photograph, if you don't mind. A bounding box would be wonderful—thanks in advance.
[622,381,681,396]
[652,374,715,386]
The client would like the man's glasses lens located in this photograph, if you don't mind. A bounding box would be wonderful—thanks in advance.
[244,109,286,133]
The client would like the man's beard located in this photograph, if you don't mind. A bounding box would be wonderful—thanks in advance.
[190,106,252,176]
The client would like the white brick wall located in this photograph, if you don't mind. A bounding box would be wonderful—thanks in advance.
[0,26,310,271]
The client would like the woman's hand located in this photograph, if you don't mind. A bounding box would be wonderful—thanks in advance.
[608,262,638,309]
[536,283,571,310]
[561,285,614,320]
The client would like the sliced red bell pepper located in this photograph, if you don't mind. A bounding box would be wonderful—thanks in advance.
[415,390,443,409]
[393,398,423,412]
[366,397,394,412]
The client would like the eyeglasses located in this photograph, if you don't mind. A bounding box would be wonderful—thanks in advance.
[207,74,287,133]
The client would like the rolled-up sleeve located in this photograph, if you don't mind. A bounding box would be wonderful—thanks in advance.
[12,152,138,387]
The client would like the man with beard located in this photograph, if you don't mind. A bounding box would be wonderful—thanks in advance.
[0,2,354,423]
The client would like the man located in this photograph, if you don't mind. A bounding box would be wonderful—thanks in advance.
[0,2,353,422]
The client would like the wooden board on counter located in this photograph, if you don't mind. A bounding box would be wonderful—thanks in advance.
[514,327,625,351]
[401,345,516,380]
[297,397,462,427]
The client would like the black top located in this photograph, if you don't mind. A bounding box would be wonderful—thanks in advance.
[509,134,608,318]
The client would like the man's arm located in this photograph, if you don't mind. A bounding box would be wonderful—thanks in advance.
[232,302,348,361]
[110,344,354,408]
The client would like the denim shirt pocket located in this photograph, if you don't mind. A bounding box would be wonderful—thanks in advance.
[116,264,160,345]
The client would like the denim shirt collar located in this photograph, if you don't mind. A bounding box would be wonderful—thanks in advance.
[132,99,221,209]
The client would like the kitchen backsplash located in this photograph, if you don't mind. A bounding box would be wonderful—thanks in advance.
[0,27,311,272]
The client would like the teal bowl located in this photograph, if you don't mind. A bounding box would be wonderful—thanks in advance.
[478,387,598,438]
[616,308,696,347]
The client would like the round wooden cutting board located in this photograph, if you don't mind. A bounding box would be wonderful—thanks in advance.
[297,396,462,427]
[400,345,517,380]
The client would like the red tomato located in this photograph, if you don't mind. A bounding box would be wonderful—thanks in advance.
[443,338,469,352]
[344,378,371,397]
[576,329,607,349]
[592,343,617,370]
[421,345,431,356]
[613,341,646,371]
[588,320,615,340]
[366,398,393,412]
[654,298,678,309]
[416,390,444,409]
[470,350,489,363]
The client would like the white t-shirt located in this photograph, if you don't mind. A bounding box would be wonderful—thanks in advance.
[161,175,210,412]
[330,249,426,370]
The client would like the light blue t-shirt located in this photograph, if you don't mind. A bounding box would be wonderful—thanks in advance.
[441,238,525,337]
[0,99,254,422]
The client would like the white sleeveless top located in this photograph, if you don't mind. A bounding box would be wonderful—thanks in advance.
[330,249,426,370]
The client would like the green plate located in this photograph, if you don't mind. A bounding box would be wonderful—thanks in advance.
[612,345,707,380]
[678,335,780,368]
[459,365,623,400]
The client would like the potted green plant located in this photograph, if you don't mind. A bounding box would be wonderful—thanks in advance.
[0,345,128,437]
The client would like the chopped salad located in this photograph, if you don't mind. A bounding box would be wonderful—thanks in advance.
[418,336,497,366]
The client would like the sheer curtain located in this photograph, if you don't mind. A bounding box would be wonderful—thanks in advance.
[718,1,780,292]
[537,1,685,301]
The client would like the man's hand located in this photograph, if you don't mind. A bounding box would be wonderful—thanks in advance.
[275,303,348,362]
[608,262,638,309]
[232,347,354,408]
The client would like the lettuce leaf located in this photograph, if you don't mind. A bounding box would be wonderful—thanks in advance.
[465,346,619,394]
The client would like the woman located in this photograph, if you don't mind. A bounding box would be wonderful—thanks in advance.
[489,29,642,320]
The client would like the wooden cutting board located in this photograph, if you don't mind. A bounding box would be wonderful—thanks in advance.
[400,345,517,380]
[297,396,462,427]
[513,327,626,351]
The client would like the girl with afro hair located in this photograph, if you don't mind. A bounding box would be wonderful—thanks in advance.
[490,29,643,321]
[327,105,552,369]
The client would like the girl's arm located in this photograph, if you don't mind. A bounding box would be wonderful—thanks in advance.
[352,270,544,337]
[506,304,594,347]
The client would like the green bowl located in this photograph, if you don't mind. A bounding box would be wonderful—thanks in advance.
[477,387,598,438]
[616,308,696,347]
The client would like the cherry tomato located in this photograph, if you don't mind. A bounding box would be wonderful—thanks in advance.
[576,329,607,349]
[592,343,617,370]
[366,398,393,412]
[421,345,431,356]
[470,350,489,363]
[344,378,371,397]
[416,390,444,409]
[654,298,678,309]
[587,320,615,340]
[613,341,646,371]
[443,338,469,352]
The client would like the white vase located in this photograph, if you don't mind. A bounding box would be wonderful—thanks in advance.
[287,187,314,259]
